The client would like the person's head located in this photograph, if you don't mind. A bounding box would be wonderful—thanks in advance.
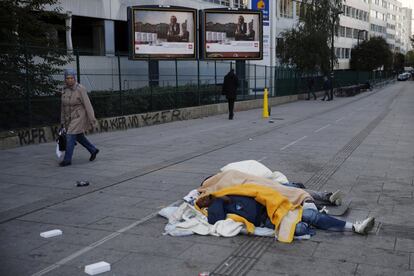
[64,69,76,87]
[196,195,214,208]
[170,16,177,24]
[238,16,244,24]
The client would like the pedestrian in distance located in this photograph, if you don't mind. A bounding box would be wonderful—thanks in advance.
[222,69,239,120]
[59,69,99,167]
[306,76,316,100]
[321,76,332,101]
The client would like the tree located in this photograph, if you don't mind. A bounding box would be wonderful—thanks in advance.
[406,50,414,67]
[350,37,392,71]
[0,0,70,98]
[393,52,405,73]
[277,0,343,75]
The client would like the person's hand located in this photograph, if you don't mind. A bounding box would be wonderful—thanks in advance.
[90,119,98,130]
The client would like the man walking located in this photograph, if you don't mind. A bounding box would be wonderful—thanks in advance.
[321,76,332,101]
[222,69,239,120]
[306,76,316,100]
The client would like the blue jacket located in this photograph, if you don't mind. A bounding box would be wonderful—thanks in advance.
[207,196,267,226]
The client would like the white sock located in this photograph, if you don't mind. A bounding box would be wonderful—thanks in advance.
[344,222,353,231]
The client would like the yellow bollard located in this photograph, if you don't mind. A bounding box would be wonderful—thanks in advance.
[262,88,269,118]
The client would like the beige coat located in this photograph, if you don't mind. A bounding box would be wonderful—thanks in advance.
[198,170,312,207]
[61,83,97,134]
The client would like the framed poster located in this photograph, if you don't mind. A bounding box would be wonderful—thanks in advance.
[128,6,197,59]
[201,9,263,60]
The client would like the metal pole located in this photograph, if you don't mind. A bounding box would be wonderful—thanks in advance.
[254,64,257,99]
[24,44,32,127]
[117,52,122,115]
[76,49,80,83]
[175,58,178,108]
[214,61,218,103]
[175,59,178,89]
[330,14,335,101]
[197,59,200,105]
[265,66,267,88]
[148,56,153,111]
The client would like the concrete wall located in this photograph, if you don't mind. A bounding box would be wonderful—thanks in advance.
[0,94,300,150]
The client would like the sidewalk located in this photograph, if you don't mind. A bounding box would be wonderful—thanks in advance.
[0,81,413,275]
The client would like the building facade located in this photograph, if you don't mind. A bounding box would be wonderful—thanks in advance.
[47,0,412,89]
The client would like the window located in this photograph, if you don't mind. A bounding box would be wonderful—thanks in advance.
[72,16,105,56]
[353,29,359,39]
[280,0,293,18]
[114,20,128,54]
[346,27,353,38]
[345,48,350,59]
[339,26,345,37]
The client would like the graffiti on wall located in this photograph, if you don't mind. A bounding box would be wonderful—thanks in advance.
[16,109,189,146]
[98,109,187,132]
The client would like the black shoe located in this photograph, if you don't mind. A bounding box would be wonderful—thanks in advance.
[327,99,332,101]
[59,161,71,167]
[321,98,325,101]
[306,98,310,100]
[89,149,99,161]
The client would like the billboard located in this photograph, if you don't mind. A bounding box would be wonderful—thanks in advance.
[128,6,197,59]
[201,9,263,60]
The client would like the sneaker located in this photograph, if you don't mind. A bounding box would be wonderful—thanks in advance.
[59,161,71,167]
[89,149,99,161]
[329,190,342,206]
[353,217,375,235]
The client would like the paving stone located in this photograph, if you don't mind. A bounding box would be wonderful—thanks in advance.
[110,252,217,276]
[177,243,235,264]
[0,256,52,276]
[252,252,357,276]
[355,264,414,276]
[313,242,410,270]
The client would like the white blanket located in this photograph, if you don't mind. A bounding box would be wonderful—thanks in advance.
[159,202,244,237]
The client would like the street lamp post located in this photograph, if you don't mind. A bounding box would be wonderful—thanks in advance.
[330,10,343,101]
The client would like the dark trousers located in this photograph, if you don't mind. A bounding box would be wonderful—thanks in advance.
[322,89,330,100]
[228,99,235,119]
[63,133,97,163]
[307,88,316,100]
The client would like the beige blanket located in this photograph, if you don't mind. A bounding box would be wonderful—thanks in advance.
[198,170,312,207]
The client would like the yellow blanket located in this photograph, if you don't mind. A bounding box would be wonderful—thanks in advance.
[198,183,302,243]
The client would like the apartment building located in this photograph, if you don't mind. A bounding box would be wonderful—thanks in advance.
[46,0,411,73]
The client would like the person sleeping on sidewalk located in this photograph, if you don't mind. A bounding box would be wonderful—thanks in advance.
[198,170,343,211]
[196,189,375,242]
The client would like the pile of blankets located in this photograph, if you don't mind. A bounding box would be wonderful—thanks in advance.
[158,160,313,243]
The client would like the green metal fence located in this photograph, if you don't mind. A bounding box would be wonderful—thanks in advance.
[0,44,396,131]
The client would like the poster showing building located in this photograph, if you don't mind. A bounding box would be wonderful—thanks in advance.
[129,6,196,59]
[202,10,263,60]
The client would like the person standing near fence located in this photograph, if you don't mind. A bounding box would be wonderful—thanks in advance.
[306,76,316,100]
[222,69,239,120]
[59,69,99,167]
[321,76,332,101]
